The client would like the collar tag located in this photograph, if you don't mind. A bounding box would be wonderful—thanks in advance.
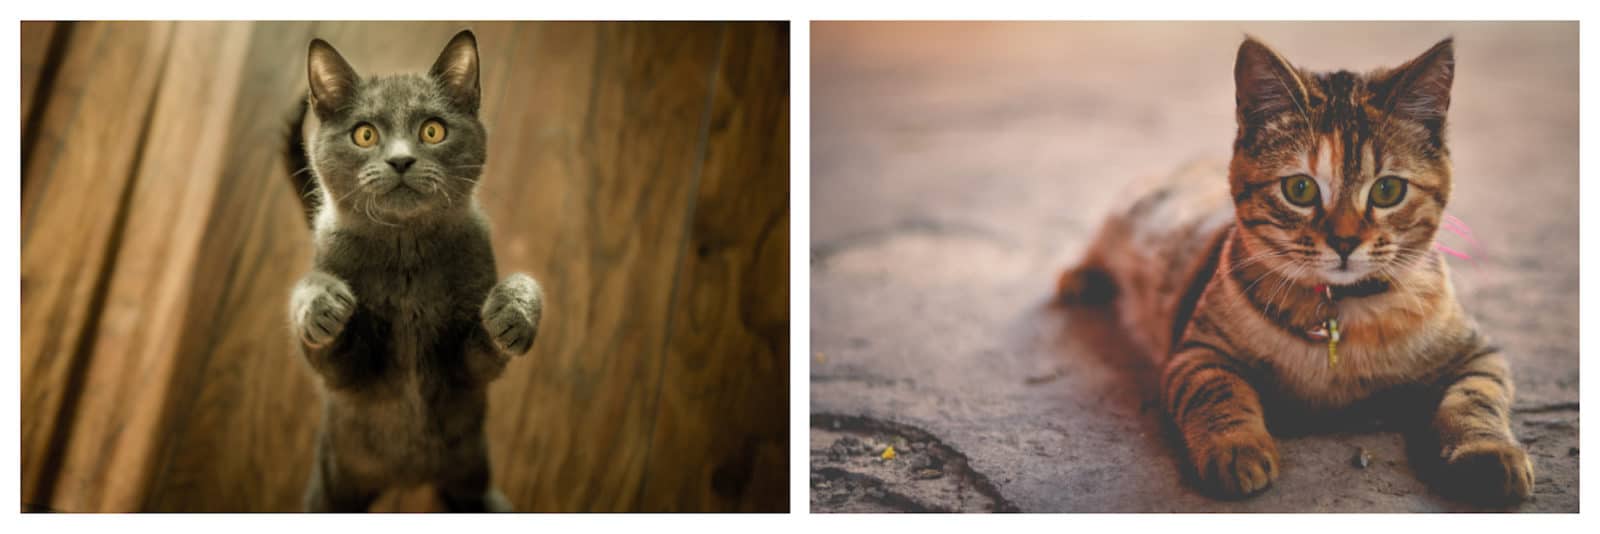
[1304,277,1387,369]
[1304,320,1340,368]
[1326,318,1340,368]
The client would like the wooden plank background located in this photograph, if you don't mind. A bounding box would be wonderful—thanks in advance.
[18,20,789,513]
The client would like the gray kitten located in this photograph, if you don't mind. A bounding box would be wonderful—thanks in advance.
[285,30,541,512]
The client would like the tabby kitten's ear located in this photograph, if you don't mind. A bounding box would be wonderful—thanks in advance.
[1375,38,1455,133]
[307,39,359,119]
[1234,37,1309,127]
[430,30,481,114]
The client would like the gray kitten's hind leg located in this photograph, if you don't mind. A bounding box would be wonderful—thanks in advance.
[435,438,513,512]
[303,439,382,512]
[437,486,514,513]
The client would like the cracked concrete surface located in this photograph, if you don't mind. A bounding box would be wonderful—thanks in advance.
[810,22,1577,512]
[811,414,1019,512]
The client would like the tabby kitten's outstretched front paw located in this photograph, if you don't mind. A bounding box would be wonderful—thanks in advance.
[1189,428,1280,499]
[1440,439,1534,504]
[1056,263,1116,305]
[481,273,543,356]
[291,271,356,349]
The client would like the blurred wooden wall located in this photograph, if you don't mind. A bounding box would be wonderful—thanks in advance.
[19,21,789,513]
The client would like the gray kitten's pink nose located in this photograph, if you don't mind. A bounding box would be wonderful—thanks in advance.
[387,156,416,173]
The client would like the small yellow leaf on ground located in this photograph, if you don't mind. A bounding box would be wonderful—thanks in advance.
[881,446,896,460]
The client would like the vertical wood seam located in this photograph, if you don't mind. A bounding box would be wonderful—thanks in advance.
[632,20,728,512]
[506,23,581,491]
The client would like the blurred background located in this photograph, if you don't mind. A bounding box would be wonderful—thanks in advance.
[21,20,789,512]
[810,22,1576,512]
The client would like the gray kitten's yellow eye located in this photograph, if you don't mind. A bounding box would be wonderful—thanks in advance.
[420,119,446,144]
[1280,174,1319,207]
[1369,176,1407,208]
[352,123,378,148]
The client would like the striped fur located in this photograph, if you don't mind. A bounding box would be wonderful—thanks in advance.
[1058,37,1532,503]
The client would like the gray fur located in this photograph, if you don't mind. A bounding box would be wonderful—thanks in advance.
[289,30,542,512]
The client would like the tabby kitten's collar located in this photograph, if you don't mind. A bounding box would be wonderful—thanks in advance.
[1305,276,1392,368]
[1316,277,1393,300]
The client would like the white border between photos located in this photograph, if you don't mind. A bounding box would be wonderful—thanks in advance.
[1,0,1594,532]
[791,19,811,517]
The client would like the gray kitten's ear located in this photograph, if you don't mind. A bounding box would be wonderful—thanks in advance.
[430,30,480,113]
[1377,37,1454,130]
[1234,36,1309,127]
[308,38,359,118]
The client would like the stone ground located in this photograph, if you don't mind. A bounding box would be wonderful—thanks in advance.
[809,22,1578,513]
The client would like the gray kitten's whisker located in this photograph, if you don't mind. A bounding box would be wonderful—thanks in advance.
[331,182,368,205]
[428,178,454,207]
[361,195,397,227]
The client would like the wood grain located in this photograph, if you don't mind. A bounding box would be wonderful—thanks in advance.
[126,21,319,512]
[638,22,791,512]
[20,21,64,149]
[19,21,789,513]
[476,21,725,512]
[49,21,254,513]
[20,20,174,510]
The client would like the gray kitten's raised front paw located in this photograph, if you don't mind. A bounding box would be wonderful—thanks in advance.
[290,272,356,349]
[481,273,543,356]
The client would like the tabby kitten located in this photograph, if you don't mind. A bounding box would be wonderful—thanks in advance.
[286,30,543,512]
[1057,37,1533,503]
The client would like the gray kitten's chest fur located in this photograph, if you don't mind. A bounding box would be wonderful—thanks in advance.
[312,214,498,477]
[318,216,497,337]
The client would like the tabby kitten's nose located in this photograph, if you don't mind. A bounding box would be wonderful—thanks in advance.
[388,156,417,173]
[1327,235,1360,259]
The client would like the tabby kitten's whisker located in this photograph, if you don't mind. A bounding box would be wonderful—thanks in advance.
[1268,261,1309,316]
[1219,249,1291,278]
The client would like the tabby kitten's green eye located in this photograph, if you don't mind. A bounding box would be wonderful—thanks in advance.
[1280,174,1319,207]
[1369,176,1407,208]
[352,123,379,148]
